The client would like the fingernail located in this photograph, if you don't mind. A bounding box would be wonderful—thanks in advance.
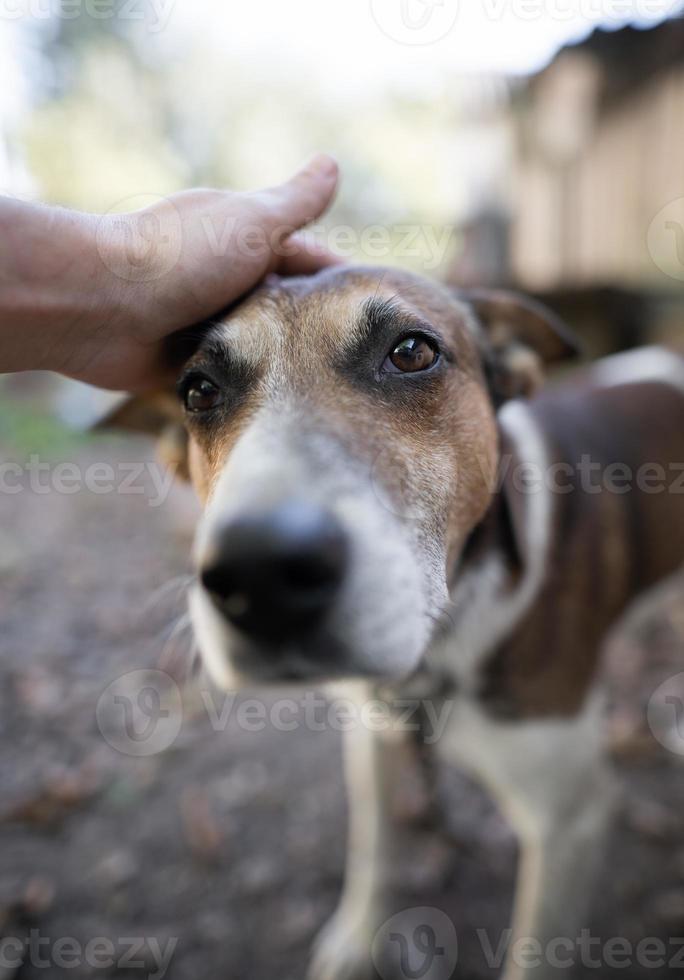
[304,152,338,179]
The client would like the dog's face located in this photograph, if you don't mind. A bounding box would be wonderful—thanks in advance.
[156,266,573,689]
[182,266,498,687]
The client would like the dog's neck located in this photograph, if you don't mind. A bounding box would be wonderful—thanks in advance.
[427,399,553,689]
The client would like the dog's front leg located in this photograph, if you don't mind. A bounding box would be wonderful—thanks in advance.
[440,692,618,980]
[490,708,618,980]
[500,763,616,980]
[308,685,400,980]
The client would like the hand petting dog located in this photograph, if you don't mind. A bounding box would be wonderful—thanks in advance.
[0,153,340,392]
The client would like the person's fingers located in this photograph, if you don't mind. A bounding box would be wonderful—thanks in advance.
[261,153,339,231]
[274,233,344,276]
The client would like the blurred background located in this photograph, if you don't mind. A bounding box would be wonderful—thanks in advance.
[1,2,684,978]
[4,0,684,347]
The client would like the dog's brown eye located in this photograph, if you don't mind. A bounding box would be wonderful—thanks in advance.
[387,335,438,373]
[184,378,222,413]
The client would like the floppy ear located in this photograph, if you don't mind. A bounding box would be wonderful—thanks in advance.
[95,391,190,481]
[462,289,580,403]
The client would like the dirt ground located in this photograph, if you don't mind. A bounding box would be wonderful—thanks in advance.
[1,424,684,980]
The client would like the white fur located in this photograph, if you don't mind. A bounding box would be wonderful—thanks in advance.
[210,310,284,373]
[188,585,237,690]
[432,398,552,687]
[187,326,636,980]
[311,688,616,980]
[592,345,684,394]
[436,692,608,837]
[191,405,432,684]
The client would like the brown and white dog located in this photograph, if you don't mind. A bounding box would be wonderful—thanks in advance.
[119,265,684,979]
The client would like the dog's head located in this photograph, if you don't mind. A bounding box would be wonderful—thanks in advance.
[113,266,576,688]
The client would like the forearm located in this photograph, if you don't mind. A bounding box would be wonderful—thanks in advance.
[0,155,339,390]
[0,197,115,374]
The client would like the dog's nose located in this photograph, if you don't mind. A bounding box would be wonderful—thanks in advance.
[200,500,348,641]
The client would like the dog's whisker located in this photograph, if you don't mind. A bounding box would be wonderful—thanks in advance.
[143,573,195,614]
[426,607,457,636]
[382,282,433,307]
[371,271,389,305]
[161,610,193,646]
[157,611,196,676]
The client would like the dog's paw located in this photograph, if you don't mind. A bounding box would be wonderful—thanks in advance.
[307,911,377,980]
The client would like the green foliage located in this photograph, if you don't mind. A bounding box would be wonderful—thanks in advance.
[0,395,90,457]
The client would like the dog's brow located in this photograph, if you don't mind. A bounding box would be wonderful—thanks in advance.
[359,297,431,340]
[199,338,233,363]
[198,325,257,367]
[187,334,262,389]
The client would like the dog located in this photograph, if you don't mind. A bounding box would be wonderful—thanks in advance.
[112,265,684,979]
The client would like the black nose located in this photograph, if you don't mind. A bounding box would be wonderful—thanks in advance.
[200,500,348,642]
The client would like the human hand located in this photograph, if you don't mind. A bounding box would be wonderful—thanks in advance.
[0,153,340,391]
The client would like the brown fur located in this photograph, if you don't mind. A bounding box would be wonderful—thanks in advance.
[181,267,501,571]
[480,375,684,718]
[117,265,682,723]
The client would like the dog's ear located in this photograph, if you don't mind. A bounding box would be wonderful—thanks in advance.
[496,408,548,575]
[462,289,580,402]
[95,391,190,481]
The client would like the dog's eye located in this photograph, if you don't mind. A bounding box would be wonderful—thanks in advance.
[385,335,438,374]
[183,377,222,413]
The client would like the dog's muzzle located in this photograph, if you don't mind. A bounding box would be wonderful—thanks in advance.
[199,499,349,644]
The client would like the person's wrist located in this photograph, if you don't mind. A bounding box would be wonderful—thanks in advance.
[0,204,114,374]
[94,202,191,337]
